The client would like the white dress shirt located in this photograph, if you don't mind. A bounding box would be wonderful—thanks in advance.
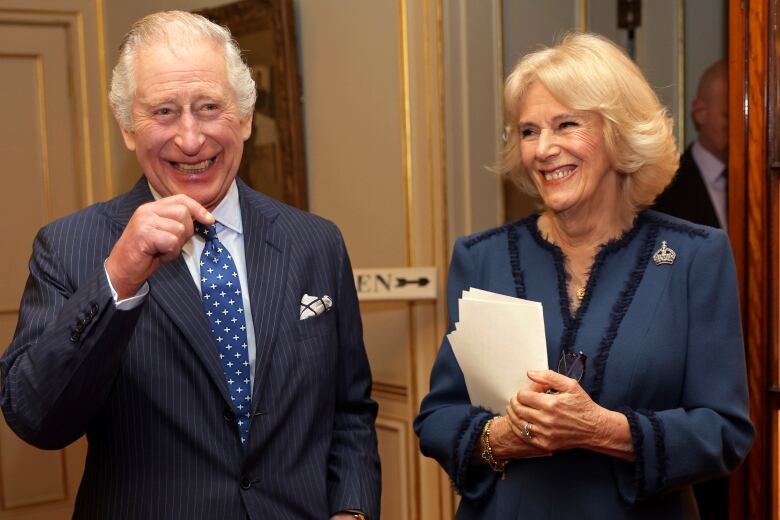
[106,181,257,389]
[691,140,728,229]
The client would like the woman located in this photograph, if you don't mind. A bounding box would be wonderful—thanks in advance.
[414,33,754,519]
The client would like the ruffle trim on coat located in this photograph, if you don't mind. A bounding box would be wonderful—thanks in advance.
[619,406,647,500]
[590,221,659,403]
[463,222,513,249]
[506,224,526,299]
[644,212,710,238]
[640,408,669,490]
[523,215,572,332]
[453,407,493,496]
[523,213,647,362]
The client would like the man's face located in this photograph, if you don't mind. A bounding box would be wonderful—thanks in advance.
[121,40,252,210]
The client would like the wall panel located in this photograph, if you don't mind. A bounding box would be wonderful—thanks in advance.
[0,1,108,517]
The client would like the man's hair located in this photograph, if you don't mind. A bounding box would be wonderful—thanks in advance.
[500,32,679,213]
[109,10,256,129]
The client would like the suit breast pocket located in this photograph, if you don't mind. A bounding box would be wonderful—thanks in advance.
[295,309,336,345]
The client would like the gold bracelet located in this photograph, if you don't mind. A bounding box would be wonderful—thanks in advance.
[481,417,508,478]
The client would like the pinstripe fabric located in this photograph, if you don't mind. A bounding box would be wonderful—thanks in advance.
[1,178,381,519]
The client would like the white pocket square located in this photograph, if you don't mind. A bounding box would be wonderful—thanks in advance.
[300,294,333,320]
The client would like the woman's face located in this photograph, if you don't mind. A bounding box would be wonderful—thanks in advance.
[517,82,620,216]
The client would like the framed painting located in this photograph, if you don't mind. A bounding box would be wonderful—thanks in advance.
[771,0,780,168]
[197,0,308,209]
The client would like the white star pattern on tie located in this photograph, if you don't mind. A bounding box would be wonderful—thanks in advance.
[195,222,252,446]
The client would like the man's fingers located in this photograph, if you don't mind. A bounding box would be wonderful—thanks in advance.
[159,194,215,225]
[147,217,190,248]
[142,227,185,258]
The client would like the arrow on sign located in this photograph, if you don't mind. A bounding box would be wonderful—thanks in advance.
[396,277,430,288]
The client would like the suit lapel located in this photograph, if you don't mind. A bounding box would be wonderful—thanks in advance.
[681,148,721,228]
[237,182,290,406]
[149,259,233,406]
[110,178,232,406]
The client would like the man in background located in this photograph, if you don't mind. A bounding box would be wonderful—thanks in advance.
[655,58,730,520]
[654,60,728,230]
[1,11,379,519]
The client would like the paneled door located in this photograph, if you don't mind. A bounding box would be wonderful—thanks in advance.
[0,1,110,518]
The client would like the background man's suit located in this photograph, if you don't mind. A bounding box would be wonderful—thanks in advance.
[653,145,722,229]
[653,142,729,520]
[1,179,381,519]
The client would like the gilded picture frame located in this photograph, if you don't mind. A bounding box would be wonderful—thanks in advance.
[197,0,308,209]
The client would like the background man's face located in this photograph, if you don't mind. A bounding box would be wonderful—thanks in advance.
[121,39,252,210]
[694,71,728,164]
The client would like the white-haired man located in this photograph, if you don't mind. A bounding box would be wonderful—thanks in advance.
[1,11,380,519]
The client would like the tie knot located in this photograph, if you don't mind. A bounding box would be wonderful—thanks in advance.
[194,222,218,241]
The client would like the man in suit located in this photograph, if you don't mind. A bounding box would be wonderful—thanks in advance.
[654,60,730,520]
[654,60,728,229]
[1,11,380,520]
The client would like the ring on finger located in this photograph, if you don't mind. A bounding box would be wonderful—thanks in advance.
[521,421,534,440]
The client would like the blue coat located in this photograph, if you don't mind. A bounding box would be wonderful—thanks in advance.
[414,211,753,519]
[1,179,381,519]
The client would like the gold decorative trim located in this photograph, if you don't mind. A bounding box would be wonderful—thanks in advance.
[74,12,93,205]
[397,4,419,517]
[0,8,77,16]
[677,0,685,150]
[0,309,20,315]
[456,2,472,233]
[0,8,106,206]
[35,54,53,222]
[494,0,505,223]
[497,0,505,79]
[436,0,448,266]
[0,51,52,221]
[578,0,588,32]
[399,0,414,267]
[95,0,113,197]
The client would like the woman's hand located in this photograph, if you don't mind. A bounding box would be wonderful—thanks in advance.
[505,370,634,461]
[485,415,553,461]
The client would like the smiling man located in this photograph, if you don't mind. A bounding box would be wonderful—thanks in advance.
[1,11,379,520]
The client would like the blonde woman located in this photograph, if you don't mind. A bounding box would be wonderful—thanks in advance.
[414,33,753,519]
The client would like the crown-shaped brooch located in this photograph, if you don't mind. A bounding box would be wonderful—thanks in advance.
[653,241,676,265]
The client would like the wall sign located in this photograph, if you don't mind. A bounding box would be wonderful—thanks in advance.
[353,267,437,301]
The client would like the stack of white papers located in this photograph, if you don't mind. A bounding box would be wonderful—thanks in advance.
[448,288,548,413]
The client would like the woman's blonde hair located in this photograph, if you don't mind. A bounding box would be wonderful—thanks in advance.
[500,33,679,213]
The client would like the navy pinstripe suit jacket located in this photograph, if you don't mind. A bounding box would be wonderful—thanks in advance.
[1,179,381,519]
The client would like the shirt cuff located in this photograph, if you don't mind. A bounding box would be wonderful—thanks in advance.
[104,260,149,310]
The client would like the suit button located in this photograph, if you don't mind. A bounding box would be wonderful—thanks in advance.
[89,303,98,317]
[70,331,80,342]
[240,477,251,490]
[223,409,235,423]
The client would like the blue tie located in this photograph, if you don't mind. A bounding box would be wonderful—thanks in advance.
[194,222,251,445]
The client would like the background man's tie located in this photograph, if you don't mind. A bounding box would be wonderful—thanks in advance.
[194,222,252,445]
